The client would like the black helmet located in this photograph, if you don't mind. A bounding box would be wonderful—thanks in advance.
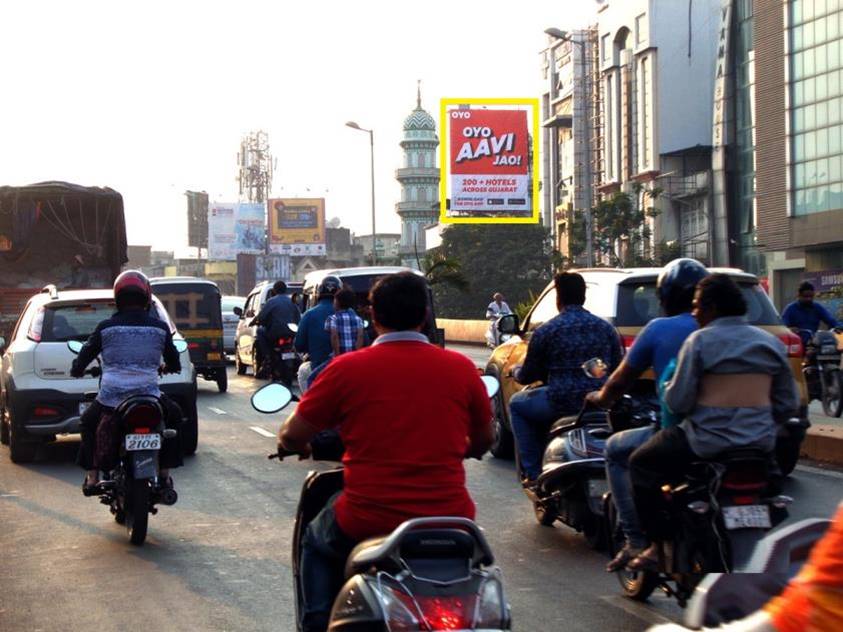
[113,270,152,309]
[657,258,708,316]
[317,275,342,298]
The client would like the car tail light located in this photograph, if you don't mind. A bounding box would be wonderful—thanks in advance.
[33,406,60,418]
[778,331,803,358]
[27,306,45,342]
[123,403,161,433]
[188,342,200,350]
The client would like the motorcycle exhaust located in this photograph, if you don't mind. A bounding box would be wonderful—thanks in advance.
[157,488,178,506]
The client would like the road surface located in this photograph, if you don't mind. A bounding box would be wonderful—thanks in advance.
[1,364,841,631]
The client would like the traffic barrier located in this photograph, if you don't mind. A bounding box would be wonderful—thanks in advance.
[802,425,843,466]
[436,319,489,345]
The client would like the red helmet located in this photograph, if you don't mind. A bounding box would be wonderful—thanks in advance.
[113,270,152,308]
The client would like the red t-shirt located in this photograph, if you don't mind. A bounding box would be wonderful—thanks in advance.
[295,335,492,541]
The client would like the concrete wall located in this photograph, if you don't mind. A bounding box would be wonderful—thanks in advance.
[436,319,488,344]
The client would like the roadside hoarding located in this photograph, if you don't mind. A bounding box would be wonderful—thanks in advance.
[440,99,540,224]
[237,253,292,294]
[186,190,209,249]
[209,202,266,260]
[268,198,326,256]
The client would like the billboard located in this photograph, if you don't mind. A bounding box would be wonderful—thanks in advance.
[440,99,540,224]
[186,190,209,249]
[208,202,266,260]
[268,198,326,256]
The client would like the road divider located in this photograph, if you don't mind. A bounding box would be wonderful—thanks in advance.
[436,319,489,345]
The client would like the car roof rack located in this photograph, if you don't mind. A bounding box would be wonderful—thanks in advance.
[41,284,59,300]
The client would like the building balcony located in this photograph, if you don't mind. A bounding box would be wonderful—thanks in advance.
[395,167,440,180]
[395,201,440,214]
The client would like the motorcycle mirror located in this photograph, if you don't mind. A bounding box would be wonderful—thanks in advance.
[67,340,84,354]
[582,357,607,379]
[480,375,500,399]
[288,323,299,333]
[173,339,189,353]
[251,383,293,414]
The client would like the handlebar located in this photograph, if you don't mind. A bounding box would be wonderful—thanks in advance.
[268,447,300,461]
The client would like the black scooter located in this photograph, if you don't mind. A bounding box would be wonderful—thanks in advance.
[251,378,512,632]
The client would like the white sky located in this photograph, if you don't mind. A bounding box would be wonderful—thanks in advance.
[0,1,595,251]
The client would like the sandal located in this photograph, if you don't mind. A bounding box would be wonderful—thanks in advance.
[606,543,645,572]
[626,544,660,572]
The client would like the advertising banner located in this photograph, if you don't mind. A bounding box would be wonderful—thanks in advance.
[448,108,531,214]
[268,198,326,256]
[208,203,236,260]
[234,203,266,253]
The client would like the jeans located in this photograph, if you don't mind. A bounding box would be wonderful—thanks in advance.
[301,494,357,632]
[509,386,567,480]
[605,425,654,549]
[629,426,696,541]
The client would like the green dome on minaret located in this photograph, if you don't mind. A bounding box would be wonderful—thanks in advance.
[395,81,440,267]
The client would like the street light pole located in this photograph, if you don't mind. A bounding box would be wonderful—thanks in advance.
[346,121,377,265]
[545,28,595,267]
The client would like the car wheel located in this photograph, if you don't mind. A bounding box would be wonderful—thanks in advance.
[9,412,38,464]
[235,345,247,376]
[489,381,514,460]
[216,367,228,393]
[0,407,9,446]
[181,390,199,456]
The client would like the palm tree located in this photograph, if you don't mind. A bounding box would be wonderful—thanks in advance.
[422,252,469,291]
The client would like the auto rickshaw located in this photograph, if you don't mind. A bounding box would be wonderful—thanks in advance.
[150,277,228,392]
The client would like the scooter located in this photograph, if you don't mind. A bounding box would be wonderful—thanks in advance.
[250,377,512,632]
[68,339,188,545]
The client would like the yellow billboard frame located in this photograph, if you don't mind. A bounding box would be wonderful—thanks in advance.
[439,97,541,224]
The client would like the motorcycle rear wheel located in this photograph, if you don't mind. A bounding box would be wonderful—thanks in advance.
[607,498,658,601]
[821,369,843,418]
[126,478,150,546]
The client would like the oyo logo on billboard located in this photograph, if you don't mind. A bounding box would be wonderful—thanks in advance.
[450,109,528,175]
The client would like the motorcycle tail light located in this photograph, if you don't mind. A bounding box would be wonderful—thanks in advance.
[188,342,200,350]
[123,403,161,433]
[416,595,475,630]
[730,495,759,506]
[621,334,636,352]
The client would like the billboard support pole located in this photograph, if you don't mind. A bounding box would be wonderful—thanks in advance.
[369,129,377,266]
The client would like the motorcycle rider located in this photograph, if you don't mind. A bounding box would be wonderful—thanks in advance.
[253,280,301,379]
[510,272,623,484]
[276,271,493,632]
[585,258,708,572]
[71,270,184,494]
[782,281,838,346]
[485,292,513,348]
[628,273,799,571]
[294,275,340,391]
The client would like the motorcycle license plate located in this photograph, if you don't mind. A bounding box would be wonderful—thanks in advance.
[722,504,771,530]
[281,352,296,360]
[125,434,161,451]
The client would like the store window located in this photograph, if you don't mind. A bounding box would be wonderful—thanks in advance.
[789,1,843,215]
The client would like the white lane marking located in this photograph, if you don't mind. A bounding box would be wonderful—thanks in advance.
[249,426,276,438]
[208,406,227,415]
[796,463,843,480]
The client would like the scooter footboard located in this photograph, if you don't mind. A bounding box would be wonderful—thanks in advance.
[537,457,605,494]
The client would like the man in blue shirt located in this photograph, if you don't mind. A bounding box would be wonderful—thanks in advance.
[295,276,340,391]
[782,281,838,346]
[510,272,623,484]
[586,258,708,572]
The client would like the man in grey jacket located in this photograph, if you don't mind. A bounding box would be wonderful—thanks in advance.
[627,273,799,570]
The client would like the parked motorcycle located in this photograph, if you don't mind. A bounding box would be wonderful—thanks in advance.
[68,339,187,545]
[800,327,843,418]
[251,378,512,632]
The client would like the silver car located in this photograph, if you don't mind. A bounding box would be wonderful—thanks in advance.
[222,296,246,355]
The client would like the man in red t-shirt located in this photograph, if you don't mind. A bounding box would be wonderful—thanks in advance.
[277,271,494,632]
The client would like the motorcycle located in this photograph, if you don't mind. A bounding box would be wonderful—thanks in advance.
[68,339,188,545]
[682,514,832,628]
[523,391,659,549]
[250,377,512,632]
[269,324,299,386]
[607,445,793,607]
[800,327,843,418]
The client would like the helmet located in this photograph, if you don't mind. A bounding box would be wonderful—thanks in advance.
[113,270,152,309]
[657,258,708,315]
[317,275,342,297]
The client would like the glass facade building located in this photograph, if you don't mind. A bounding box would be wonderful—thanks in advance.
[789,0,843,216]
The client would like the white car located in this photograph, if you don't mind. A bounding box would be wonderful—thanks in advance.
[0,285,198,464]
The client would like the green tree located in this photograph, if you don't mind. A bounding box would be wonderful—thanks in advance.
[571,183,662,267]
[431,224,552,318]
[421,252,469,291]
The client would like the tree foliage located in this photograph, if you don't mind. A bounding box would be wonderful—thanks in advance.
[431,224,552,319]
[421,252,469,291]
